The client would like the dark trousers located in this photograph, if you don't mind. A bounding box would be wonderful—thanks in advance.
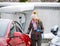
[31,36,42,46]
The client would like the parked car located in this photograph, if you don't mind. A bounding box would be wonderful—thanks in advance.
[49,25,60,46]
[0,19,31,46]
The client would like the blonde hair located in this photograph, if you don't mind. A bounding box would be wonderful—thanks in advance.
[31,10,38,19]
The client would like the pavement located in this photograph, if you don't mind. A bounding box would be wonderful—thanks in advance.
[41,43,49,46]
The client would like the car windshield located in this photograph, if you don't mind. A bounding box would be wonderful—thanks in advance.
[0,19,10,37]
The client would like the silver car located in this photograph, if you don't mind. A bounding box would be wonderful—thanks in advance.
[49,25,60,46]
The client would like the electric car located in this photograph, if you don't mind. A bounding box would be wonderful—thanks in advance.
[0,19,31,46]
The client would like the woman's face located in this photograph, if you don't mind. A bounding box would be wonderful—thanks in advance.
[32,18,38,22]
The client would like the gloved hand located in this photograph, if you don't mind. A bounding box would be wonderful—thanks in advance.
[40,31,43,33]
[26,34,31,38]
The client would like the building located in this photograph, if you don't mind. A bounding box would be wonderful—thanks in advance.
[0,0,19,2]
[28,0,58,2]
[41,0,58,2]
[0,0,58,2]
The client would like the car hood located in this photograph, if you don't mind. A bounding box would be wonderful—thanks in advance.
[0,37,7,46]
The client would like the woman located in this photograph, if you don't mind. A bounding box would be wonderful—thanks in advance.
[27,10,44,46]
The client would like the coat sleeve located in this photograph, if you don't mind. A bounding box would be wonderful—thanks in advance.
[39,21,44,33]
[27,22,33,34]
[41,21,44,30]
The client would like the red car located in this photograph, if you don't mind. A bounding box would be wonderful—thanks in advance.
[0,19,31,46]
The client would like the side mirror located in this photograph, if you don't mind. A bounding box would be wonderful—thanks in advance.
[51,28,58,36]
[51,25,59,36]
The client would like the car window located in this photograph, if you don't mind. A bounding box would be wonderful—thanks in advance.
[9,22,16,38]
[0,19,10,37]
[16,25,22,33]
[14,21,23,33]
[9,21,22,38]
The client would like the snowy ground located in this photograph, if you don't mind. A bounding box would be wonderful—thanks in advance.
[41,43,49,46]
